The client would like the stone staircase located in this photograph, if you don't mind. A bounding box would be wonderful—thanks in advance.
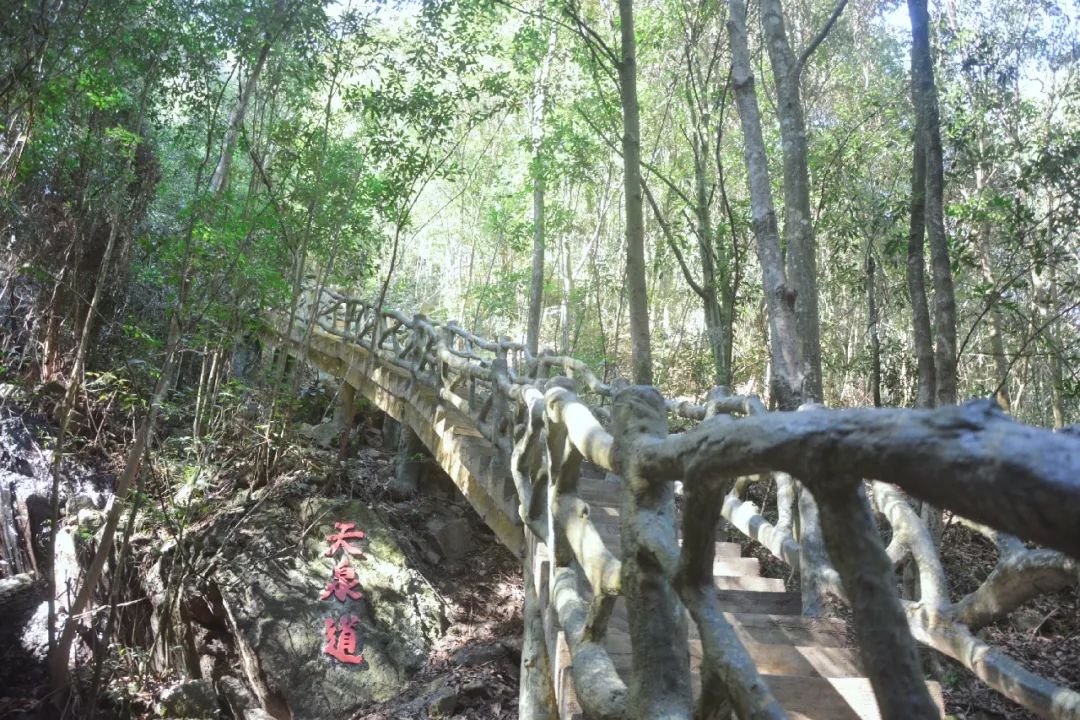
[578,474,944,719]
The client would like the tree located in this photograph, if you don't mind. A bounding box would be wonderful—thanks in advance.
[618,0,653,385]
[909,0,958,407]
[725,0,805,410]
[758,0,848,402]
[525,15,557,358]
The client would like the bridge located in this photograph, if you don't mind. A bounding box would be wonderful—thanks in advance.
[266,287,1080,720]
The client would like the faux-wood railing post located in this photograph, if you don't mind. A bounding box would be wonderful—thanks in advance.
[344,300,355,336]
[613,386,692,719]
[543,378,584,718]
[520,531,558,720]
[813,478,939,720]
[491,340,515,507]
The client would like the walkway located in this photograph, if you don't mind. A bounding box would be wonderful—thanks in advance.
[265,289,1080,720]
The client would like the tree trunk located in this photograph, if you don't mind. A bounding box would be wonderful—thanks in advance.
[526,23,556,358]
[1032,260,1065,429]
[618,0,653,385]
[714,129,741,383]
[209,40,272,194]
[975,216,1011,412]
[909,0,957,407]
[726,0,804,410]
[867,242,881,407]
[972,150,1011,412]
[560,234,573,354]
[760,0,824,402]
[692,134,731,386]
[906,105,936,408]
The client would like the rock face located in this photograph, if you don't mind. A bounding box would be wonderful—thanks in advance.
[0,407,113,706]
[426,516,473,561]
[297,421,341,450]
[181,497,447,720]
[158,679,218,717]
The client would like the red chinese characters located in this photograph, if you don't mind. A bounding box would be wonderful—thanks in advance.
[324,522,366,557]
[320,520,367,666]
[320,558,363,602]
[323,615,363,664]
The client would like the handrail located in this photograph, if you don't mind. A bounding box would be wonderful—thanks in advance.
[278,288,1080,720]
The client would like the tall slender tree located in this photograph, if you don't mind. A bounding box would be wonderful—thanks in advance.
[526,20,557,358]
[757,0,848,402]
[618,0,653,385]
[909,0,958,407]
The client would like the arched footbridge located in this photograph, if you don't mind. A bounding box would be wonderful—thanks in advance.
[265,288,1080,720]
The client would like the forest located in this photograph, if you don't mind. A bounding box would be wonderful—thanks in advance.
[0,0,1078,718]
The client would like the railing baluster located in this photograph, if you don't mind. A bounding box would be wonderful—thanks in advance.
[613,386,692,719]
[544,377,627,718]
[814,479,939,720]
[678,469,787,719]
[491,340,514,506]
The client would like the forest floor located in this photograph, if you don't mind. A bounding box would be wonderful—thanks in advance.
[0,393,524,720]
[2,389,1077,719]
[936,523,1080,719]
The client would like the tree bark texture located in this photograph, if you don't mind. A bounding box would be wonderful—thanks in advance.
[906,105,936,408]
[692,133,732,386]
[526,22,556,358]
[618,0,653,385]
[909,0,957,406]
[726,0,804,410]
[209,40,272,194]
[760,0,824,402]
[867,246,881,406]
[973,158,1011,411]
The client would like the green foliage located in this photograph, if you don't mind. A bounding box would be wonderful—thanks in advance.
[2,0,1079,431]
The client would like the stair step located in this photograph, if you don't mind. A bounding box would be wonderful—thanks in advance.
[723,613,849,647]
[573,461,946,718]
[761,676,944,719]
[590,523,758,575]
[603,600,846,648]
[714,575,786,592]
[758,676,883,719]
[604,634,862,677]
[607,591,802,633]
[607,648,942,719]
[693,642,864,678]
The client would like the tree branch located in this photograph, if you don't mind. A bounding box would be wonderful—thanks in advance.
[641,180,708,299]
[794,0,849,79]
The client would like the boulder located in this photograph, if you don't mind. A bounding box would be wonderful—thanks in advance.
[426,516,473,561]
[157,678,217,718]
[298,421,341,450]
[67,492,99,514]
[427,683,459,717]
[76,507,104,531]
[209,498,448,720]
[217,675,257,716]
